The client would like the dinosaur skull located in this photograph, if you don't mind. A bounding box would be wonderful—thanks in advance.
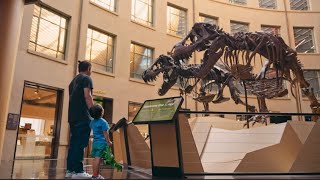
[142,55,179,96]
[171,23,223,61]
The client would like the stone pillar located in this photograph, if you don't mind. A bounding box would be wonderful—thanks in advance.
[0,0,25,162]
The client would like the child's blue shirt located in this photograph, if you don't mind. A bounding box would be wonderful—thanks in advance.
[90,118,110,145]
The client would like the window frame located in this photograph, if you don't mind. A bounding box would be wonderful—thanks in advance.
[28,4,69,60]
[86,26,116,73]
[130,42,154,80]
[229,0,247,5]
[293,27,316,54]
[259,0,277,9]
[131,0,154,27]
[261,25,281,36]
[167,3,188,37]
[290,0,310,10]
[302,70,320,99]
[90,0,117,12]
[230,21,249,35]
[199,13,218,25]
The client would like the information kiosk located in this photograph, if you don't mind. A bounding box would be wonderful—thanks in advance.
[133,96,184,177]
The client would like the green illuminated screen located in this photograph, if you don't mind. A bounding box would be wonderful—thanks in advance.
[132,97,183,123]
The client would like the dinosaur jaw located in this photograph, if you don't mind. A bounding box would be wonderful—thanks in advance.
[142,55,175,83]
[142,68,161,83]
[158,79,176,96]
[142,63,177,96]
[158,70,179,96]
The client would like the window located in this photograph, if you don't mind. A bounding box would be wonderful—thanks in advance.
[130,43,153,79]
[28,5,68,59]
[290,0,309,10]
[229,0,246,5]
[199,14,218,25]
[131,0,153,26]
[230,21,249,35]
[128,102,142,121]
[261,25,280,36]
[90,0,116,12]
[167,5,187,36]
[259,0,277,9]
[303,70,320,98]
[94,96,113,123]
[294,27,315,53]
[128,102,149,139]
[86,28,115,73]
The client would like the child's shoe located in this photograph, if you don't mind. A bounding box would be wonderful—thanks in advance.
[65,170,74,178]
[71,172,92,179]
[92,174,104,179]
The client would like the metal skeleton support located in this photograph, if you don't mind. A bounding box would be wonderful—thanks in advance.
[243,81,249,129]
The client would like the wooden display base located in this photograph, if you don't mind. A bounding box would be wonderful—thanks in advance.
[113,114,203,177]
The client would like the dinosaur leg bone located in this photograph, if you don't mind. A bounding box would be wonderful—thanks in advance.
[301,88,320,122]
[227,78,256,112]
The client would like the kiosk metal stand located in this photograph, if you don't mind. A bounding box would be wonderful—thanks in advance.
[148,117,184,177]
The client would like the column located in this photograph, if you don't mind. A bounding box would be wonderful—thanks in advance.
[0,0,25,162]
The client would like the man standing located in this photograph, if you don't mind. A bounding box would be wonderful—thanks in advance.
[66,61,94,179]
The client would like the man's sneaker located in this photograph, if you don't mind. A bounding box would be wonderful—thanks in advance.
[71,172,92,179]
[65,171,75,178]
[92,175,104,179]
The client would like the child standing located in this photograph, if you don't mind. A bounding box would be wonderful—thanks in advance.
[89,104,112,179]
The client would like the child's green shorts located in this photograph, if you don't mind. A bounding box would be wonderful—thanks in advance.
[91,143,107,157]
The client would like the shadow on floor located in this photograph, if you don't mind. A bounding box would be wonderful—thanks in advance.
[0,159,153,179]
[1,159,320,179]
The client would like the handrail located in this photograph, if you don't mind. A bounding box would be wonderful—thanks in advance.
[179,110,320,116]
[109,117,127,133]
[185,172,320,176]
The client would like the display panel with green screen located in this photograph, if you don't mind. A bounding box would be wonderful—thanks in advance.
[132,96,184,124]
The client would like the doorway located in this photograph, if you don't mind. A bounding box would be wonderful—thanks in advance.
[94,96,113,123]
[14,82,63,159]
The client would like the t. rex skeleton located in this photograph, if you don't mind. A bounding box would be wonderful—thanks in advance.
[172,23,320,120]
[144,23,320,122]
[142,55,256,112]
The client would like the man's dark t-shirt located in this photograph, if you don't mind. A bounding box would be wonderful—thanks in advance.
[68,74,93,123]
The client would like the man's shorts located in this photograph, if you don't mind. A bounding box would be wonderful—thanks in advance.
[91,143,107,158]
